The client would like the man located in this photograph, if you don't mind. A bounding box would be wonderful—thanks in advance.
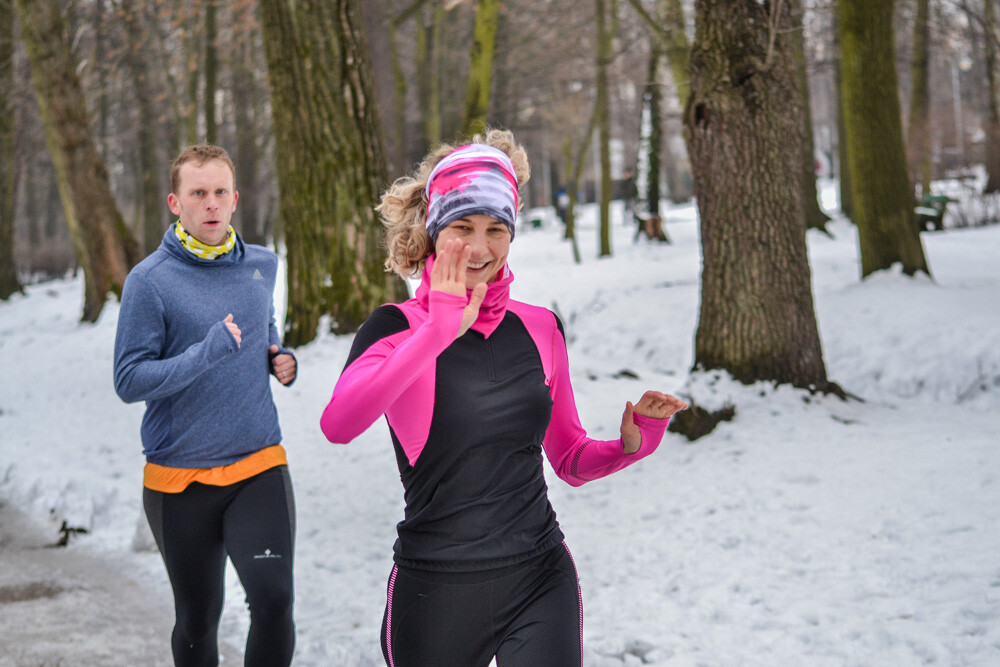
[114,145,296,666]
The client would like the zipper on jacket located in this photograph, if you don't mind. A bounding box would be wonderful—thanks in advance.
[485,336,497,382]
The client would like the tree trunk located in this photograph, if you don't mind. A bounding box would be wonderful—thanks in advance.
[203,0,218,144]
[684,0,831,391]
[0,0,21,299]
[595,0,614,257]
[461,0,500,138]
[906,0,933,198]
[640,43,664,217]
[183,1,200,146]
[233,32,263,245]
[789,0,831,232]
[561,136,583,264]
[660,0,692,204]
[258,0,406,345]
[839,0,929,277]
[15,0,142,321]
[92,0,109,157]
[415,6,444,152]
[833,11,853,219]
[984,0,1000,193]
[662,0,691,109]
[122,0,164,256]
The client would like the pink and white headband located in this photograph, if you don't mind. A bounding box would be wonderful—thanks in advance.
[425,144,519,241]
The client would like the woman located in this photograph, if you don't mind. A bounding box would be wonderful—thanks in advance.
[320,129,687,667]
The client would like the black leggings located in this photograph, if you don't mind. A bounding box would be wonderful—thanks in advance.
[381,543,583,667]
[144,465,296,667]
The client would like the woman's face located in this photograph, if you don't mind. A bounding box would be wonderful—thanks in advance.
[434,214,511,290]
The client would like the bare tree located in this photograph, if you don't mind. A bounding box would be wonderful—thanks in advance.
[983,0,1000,193]
[15,0,142,321]
[790,0,831,232]
[0,0,21,299]
[461,0,500,137]
[907,0,933,198]
[121,0,164,256]
[203,0,218,144]
[595,0,616,257]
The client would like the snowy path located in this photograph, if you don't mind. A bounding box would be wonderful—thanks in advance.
[0,498,179,666]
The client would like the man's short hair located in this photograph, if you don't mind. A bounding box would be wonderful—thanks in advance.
[170,145,236,194]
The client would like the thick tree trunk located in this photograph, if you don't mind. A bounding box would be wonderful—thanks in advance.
[684,0,831,391]
[984,0,1000,194]
[258,0,406,345]
[839,0,929,277]
[15,0,142,321]
[461,0,500,138]
[0,0,21,299]
[907,0,932,198]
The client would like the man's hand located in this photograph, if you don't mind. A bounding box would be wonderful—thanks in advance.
[270,345,296,385]
[620,391,688,454]
[224,313,242,347]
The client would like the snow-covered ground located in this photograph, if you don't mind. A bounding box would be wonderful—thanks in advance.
[1,182,998,665]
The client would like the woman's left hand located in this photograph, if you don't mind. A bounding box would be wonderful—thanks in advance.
[620,390,688,454]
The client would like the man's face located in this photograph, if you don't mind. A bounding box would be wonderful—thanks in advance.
[167,159,238,246]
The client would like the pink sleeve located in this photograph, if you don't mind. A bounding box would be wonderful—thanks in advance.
[541,324,669,487]
[319,291,465,444]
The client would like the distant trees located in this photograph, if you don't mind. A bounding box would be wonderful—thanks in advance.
[5,0,993,356]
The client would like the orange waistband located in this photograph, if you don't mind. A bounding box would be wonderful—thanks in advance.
[143,444,288,493]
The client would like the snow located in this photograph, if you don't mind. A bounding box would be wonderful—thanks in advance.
[1,181,999,665]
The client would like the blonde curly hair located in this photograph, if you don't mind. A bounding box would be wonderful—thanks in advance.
[379,128,530,278]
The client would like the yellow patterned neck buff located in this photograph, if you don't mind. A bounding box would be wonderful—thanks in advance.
[174,221,237,260]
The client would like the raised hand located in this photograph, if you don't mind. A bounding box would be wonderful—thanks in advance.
[430,238,472,297]
[224,313,242,347]
[620,390,688,454]
[431,238,488,339]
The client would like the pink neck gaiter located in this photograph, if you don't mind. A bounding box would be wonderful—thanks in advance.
[415,254,513,338]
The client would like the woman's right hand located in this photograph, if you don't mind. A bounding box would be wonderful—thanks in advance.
[430,238,471,296]
[431,238,487,338]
